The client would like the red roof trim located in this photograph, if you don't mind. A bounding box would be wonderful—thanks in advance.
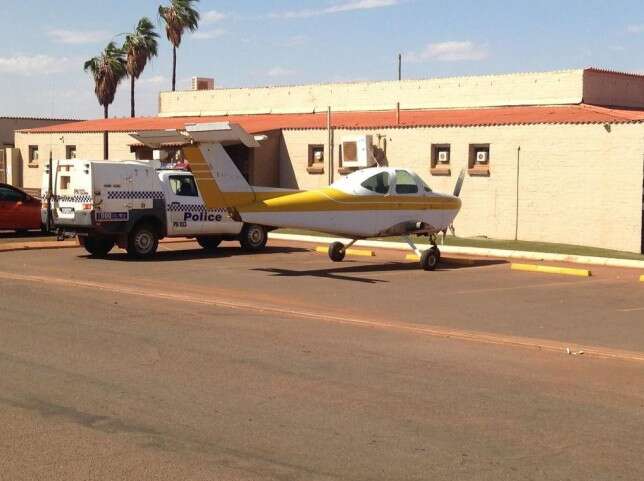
[22,104,644,135]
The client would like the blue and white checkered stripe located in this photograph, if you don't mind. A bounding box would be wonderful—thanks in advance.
[107,191,165,200]
[167,203,227,213]
[53,194,93,203]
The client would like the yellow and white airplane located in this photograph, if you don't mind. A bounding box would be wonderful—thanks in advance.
[133,123,464,270]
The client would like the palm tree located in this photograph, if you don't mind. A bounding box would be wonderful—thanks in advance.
[124,17,159,117]
[84,42,127,159]
[158,0,200,91]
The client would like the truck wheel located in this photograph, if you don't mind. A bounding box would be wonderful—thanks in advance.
[197,236,222,250]
[127,223,159,259]
[82,236,115,258]
[239,224,268,251]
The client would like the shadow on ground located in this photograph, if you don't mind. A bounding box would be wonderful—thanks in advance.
[82,246,310,263]
[254,258,506,284]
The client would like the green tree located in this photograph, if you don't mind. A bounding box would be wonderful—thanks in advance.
[124,17,159,117]
[84,42,127,159]
[158,0,200,91]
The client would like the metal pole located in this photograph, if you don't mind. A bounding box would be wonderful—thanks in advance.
[398,54,402,81]
[327,106,333,185]
[515,146,521,241]
[47,150,53,231]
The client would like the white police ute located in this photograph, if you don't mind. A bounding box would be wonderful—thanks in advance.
[42,160,268,258]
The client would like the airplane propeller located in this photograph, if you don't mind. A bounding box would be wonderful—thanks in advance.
[453,169,466,198]
[448,169,466,238]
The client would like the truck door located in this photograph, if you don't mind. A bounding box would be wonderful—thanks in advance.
[165,174,205,236]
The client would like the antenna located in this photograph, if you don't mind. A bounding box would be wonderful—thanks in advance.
[398,53,402,81]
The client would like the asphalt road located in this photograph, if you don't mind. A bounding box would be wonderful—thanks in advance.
[0,242,643,480]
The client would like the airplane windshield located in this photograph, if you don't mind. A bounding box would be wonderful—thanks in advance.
[361,172,390,194]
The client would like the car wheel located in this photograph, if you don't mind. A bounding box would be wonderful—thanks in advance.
[127,223,159,259]
[197,236,222,250]
[239,224,268,251]
[82,236,115,258]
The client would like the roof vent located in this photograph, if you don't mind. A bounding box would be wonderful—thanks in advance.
[191,77,215,91]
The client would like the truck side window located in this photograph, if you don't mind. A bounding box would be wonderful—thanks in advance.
[169,176,199,197]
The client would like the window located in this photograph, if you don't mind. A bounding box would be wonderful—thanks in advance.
[28,146,39,167]
[59,176,71,191]
[0,186,24,202]
[395,170,419,194]
[468,144,491,176]
[307,144,324,174]
[169,175,199,197]
[431,144,451,176]
[66,145,77,159]
[361,172,390,194]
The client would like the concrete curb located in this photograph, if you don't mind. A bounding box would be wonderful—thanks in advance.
[269,233,644,270]
[511,263,592,278]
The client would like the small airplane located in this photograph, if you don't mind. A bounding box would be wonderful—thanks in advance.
[132,122,464,270]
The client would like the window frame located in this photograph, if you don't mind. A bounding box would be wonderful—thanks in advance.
[468,144,491,177]
[65,145,77,160]
[430,144,452,176]
[28,145,39,167]
[307,144,325,175]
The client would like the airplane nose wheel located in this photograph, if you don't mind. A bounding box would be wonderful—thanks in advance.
[328,242,346,262]
[421,246,441,271]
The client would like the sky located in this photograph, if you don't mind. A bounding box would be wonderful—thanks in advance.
[2,0,644,119]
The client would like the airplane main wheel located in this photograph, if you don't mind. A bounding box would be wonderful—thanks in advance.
[421,248,440,271]
[328,242,346,262]
[430,245,441,261]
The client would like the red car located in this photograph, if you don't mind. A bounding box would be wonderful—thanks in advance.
[0,183,43,233]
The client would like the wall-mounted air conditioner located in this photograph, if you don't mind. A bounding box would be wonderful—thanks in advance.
[437,150,450,163]
[342,135,375,168]
[476,150,489,164]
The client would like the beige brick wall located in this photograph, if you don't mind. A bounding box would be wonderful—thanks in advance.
[159,70,587,117]
[282,123,644,253]
[14,132,136,190]
[0,118,77,146]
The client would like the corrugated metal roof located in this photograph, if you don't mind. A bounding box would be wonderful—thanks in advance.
[22,104,644,135]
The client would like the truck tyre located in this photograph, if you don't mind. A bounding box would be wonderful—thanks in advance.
[197,236,222,250]
[127,223,159,259]
[239,224,268,251]
[82,236,115,258]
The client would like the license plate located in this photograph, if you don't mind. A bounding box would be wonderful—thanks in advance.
[96,212,129,222]
[60,207,74,214]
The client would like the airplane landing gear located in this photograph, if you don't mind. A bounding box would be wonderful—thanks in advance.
[328,239,358,262]
[404,234,441,271]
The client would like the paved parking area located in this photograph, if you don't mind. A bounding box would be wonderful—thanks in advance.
[0,240,643,480]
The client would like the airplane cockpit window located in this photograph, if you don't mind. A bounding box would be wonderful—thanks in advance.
[395,170,419,194]
[361,172,390,194]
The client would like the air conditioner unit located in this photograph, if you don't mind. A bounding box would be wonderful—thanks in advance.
[476,150,489,164]
[342,135,375,168]
[191,77,215,91]
[437,150,450,163]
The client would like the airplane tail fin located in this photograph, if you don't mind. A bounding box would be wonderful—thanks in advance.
[131,123,260,211]
[184,123,259,211]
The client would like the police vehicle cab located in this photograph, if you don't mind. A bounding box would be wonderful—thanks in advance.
[42,159,268,258]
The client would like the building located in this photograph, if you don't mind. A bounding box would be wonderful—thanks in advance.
[0,117,77,187]
[15,68,644,253]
